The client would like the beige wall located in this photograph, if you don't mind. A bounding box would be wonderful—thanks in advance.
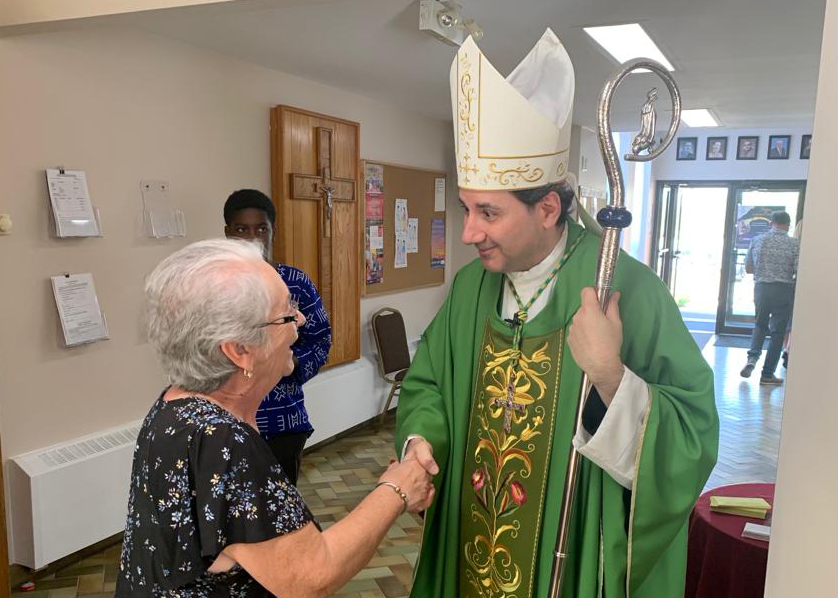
[0,25,458,459]
[765,0,838,594]
[0,0,238,28]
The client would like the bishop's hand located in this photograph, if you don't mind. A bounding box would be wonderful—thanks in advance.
[567,287,625,405]
[404,437,439,476]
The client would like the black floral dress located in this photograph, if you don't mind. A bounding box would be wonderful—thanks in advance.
[115,394,315,598]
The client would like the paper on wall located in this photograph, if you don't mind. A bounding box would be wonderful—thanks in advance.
[45,169,100,237]
[51,273,109,346]
[434,178,446,212]
[370,224,384,250]
[395,233,408,268]
[395,198,408,233]
[407,218,419,253]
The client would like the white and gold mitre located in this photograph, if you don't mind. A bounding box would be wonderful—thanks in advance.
[450,28,575,191]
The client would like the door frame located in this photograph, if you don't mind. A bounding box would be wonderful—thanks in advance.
[652,179,806,335]
[651,180,734,290]
[715,179,807,335]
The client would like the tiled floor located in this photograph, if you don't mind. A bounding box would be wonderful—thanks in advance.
[12,340,783,598]
[702,339,783,491]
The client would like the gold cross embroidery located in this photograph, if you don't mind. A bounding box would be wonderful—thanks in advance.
[493,380,527,433]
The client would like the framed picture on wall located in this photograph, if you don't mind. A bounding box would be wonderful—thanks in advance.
[800,134,812,159]
[736,136,759,160]
[767,135,791,159]
[706,137,727,160]
[676,137,698,160]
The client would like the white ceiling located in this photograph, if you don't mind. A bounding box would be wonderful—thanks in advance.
[117,0,825,131]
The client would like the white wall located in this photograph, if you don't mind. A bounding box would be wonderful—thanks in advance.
[577,126,608,194]
[0,25,457,462]
[764,0,838,594]
[653,126,812,181]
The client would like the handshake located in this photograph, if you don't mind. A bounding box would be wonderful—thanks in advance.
[377,437,439,513]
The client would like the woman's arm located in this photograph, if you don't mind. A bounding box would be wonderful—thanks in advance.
[221,458,433,598]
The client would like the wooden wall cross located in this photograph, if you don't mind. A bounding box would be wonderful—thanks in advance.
[271,105,361,369]
[290,128,356,237]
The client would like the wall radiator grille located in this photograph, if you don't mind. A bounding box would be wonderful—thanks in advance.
[36,425,142,469]
[8,420,142,569]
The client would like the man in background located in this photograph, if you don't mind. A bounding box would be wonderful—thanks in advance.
[741,211,799,384]
[224,189,332,483]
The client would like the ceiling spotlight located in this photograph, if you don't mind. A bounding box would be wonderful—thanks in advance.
[420,0,482,46]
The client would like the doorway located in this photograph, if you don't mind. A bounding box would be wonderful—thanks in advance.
[653,181,806,337]
[717,182,806,334]
[653,183,728,345]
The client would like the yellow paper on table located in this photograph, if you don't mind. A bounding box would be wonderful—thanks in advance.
[710,496,771,519]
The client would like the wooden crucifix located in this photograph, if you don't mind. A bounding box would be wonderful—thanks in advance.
[289,127,356,238]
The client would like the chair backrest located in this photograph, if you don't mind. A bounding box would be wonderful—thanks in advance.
[371,307,411,377]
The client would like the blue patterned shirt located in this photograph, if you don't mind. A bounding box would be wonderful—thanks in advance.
[746,230,800,284]
[255,264,331,438]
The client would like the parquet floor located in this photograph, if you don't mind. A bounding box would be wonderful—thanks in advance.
[12,341,782,598]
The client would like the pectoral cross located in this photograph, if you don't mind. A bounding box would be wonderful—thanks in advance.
[290,127,355,238]
[495,380,527,433]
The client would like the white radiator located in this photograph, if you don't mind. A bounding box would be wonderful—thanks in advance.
[7,420,142,569]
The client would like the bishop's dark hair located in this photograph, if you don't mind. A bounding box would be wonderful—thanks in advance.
[511,180,575,226]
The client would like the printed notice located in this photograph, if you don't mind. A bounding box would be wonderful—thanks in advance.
[395,234,408,269]
[365,163,384,194]
[45,169,100,237]
[434,178,446,211]
[431,218,446,269]
[395,198,408,233]
[407,218,419,253]
[51,273,109,346]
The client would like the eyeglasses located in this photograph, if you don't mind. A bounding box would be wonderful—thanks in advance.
[258,299,301,328]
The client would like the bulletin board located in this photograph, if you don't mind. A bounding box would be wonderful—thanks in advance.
[363,160,446,296]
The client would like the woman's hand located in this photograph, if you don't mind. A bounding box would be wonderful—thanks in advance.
[378,458,435,513]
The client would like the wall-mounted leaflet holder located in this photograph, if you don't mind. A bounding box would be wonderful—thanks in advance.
[50,272,109,348]
[45,167,102,238]
[141,180,186,238]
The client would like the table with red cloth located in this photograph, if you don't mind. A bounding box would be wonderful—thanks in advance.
[685,483,775,598]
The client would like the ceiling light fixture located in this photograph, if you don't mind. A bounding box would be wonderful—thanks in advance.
[583,23,674,71]
[681,109,720,127]
[419,0,482,47]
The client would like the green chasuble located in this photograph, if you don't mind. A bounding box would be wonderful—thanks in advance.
[395,220,719,598]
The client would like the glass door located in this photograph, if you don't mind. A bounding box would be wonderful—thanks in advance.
[717,181,806,334]
[653,183,676,282]
[653,183,729,316]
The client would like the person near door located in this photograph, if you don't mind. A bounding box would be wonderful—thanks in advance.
[224,189,332,484]
[741,211,800,384]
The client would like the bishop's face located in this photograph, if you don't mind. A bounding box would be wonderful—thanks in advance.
[459,188,561,273]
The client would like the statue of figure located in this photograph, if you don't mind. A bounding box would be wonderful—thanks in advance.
[632,88,658,155]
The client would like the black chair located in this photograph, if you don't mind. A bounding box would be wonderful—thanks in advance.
[371,307,411,426]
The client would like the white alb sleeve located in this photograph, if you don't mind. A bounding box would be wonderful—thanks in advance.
[572,367,650,489]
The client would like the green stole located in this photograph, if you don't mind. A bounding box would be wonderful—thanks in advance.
[459,234,584,598]
[459,321,565,597]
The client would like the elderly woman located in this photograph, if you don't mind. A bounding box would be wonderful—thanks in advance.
[116,239,433,598]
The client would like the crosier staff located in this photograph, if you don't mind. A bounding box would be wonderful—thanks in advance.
[548,58,682,598]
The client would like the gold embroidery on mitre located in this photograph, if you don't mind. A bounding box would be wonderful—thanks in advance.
[460,154,479,184]
[485,163,545,187]
[556,161,566,177]
[458,54,476,150]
